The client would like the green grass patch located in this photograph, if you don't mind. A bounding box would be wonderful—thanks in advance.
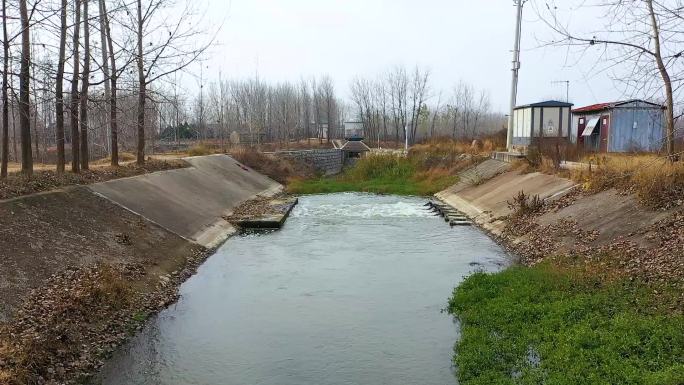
[448,265,684,385]
[287,154,458,196]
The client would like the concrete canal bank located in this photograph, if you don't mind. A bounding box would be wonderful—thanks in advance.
[0,155,282,384]
[435,158,678,255]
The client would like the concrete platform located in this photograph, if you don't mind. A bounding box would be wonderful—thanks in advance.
[234,197,299,230]
[90,154,282,247]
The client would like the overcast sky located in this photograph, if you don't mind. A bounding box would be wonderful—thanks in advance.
[193,0,626,112]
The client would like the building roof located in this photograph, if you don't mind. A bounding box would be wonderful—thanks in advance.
[341,140,371,152]
[572,99,665,113]
[514,100,573,110]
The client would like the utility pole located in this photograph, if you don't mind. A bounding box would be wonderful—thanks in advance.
[506,0,524,152]
[552,80,570,102]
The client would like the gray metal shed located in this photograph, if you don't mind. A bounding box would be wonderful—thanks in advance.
[571,100,665,153]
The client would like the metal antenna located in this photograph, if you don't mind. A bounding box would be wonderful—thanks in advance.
[506,0,525,151]
[551,80,570,102]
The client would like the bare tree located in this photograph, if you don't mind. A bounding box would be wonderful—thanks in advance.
[100,0,119,166]
[1,0,9,177]
[539,0,682,159]
[97,0,110,158]
[129,0,210,165]
[19,0,32,176]
[79,0,90,170]
[70,0,81,172]
[55,0,68,173]
[408,66,430,144]
[388,67,408,145]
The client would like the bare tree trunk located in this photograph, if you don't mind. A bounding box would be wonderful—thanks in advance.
[11,87,17,161]
[31,46,39,162]
[98,0,111,157]
[80,0,90,170]
[70,0,81,173]
[1,0,9,178]
[100,0,118,166]
[19,0,33,177]
[646,0,676,160]
[55,0,67,173]
[136,0,146,165]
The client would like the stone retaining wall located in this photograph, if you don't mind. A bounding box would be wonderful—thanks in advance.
[275,149,344,175]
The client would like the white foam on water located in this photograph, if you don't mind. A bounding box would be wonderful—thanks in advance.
[293,193,434,219]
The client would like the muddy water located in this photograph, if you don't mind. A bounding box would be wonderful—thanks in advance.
[95,193,508,385]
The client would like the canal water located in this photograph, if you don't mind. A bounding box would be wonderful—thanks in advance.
[95,193,508,385]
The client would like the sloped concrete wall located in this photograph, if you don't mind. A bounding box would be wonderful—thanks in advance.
[90,155,281,247]
[436,160,576,235]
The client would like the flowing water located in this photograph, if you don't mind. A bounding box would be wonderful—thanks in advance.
[95,193,509,385]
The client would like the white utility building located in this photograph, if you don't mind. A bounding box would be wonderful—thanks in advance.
[511,100,573,150]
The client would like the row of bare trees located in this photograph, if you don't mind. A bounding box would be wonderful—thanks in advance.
[158,69,502,150]
[0,0,210,177]
[163,75,346,149]
[350,66,503,145]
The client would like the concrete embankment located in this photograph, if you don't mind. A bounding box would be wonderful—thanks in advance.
[436,158,680,260]
[0,154,281,383]
[90,154,281,247]
[435,159,576,235]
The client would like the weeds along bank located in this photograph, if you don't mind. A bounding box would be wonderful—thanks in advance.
[288,141,488,196]
[441,156,684,384]
[519,151,684,210]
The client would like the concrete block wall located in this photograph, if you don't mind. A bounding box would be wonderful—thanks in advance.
[275,149,344,175]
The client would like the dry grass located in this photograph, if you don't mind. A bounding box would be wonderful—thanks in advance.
[230,148,314,184]
[90,152,137,166]
[187,144,215,157]
[507,190,545,219]
[572,154,684,209]
[0,264,140,384]
[410,138,488,173]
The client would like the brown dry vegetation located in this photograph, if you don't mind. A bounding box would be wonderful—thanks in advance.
[519,142,684,210]
[0,251,208,384]
[230,148,314,184]
[572,154,684,209]
[0,186,206,384]
[502,189,684,309]
[0,159,187,200]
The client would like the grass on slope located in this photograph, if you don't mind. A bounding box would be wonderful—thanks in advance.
[448,265,684,385]
[288,153,460,196]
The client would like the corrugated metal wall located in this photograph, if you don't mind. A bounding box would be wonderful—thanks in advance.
[608,102,665,152]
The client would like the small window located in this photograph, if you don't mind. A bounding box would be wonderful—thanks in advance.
[579,118,584,124]
[603,118,607,125]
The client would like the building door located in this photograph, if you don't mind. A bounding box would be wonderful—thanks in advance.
[578,117,586,145]
[599,115,610,152]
